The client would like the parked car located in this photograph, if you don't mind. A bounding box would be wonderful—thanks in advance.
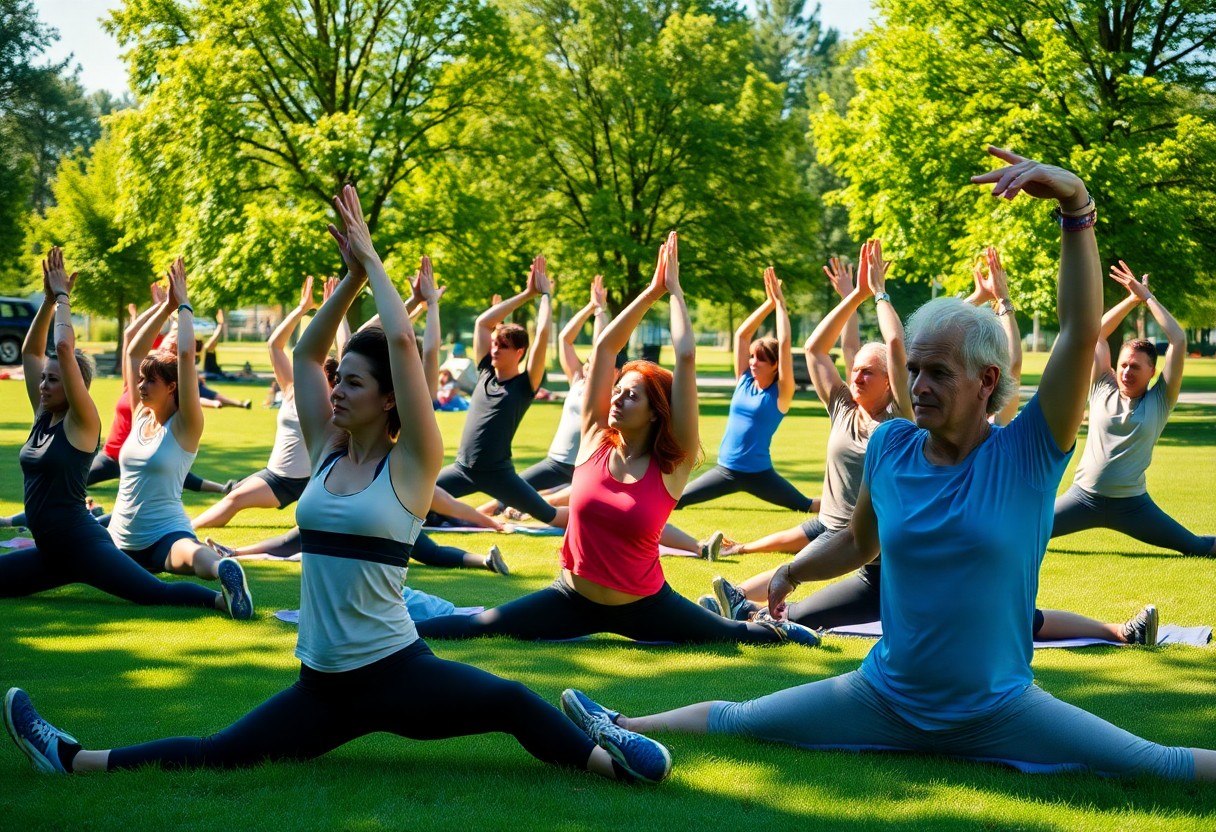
[0,296,37,365]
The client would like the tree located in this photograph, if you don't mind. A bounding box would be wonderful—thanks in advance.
[28,114,156,329]
[106,0,516,310]
[483,0,818,311]
[812,0,1216,326]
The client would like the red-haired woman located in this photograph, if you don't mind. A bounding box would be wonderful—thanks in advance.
[417,234,819,647]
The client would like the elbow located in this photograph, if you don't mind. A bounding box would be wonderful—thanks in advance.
[673,341,696,363]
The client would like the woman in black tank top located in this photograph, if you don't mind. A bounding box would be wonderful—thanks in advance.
[0,247,223,614]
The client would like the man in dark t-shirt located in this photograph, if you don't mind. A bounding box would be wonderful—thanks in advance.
[434,256,559,524]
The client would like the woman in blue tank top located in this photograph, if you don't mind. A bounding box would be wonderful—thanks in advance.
[675,268,813,512]
[3,186,671,785]
[0,248,221,614]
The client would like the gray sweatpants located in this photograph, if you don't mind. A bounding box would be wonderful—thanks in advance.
[1053,485,1214,556]
[709,670,1194,779]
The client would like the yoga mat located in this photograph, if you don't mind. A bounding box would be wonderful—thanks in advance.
[826,620,1211,648]
[421,524,563,536]
[275,605,485,625]
[0,537,35,549]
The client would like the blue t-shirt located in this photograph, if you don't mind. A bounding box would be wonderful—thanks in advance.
[859,394,1072,729]
[717,371,785,473]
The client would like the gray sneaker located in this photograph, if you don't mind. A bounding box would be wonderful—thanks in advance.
[752,610,821,648]
[696,594,722,615]
[1121,604,1159,646]
[699,531,724,562]
[712,575,759,622]
[485,545,509,575]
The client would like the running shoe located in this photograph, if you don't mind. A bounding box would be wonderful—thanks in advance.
[218,558,254,620]
[712,575,759,622]
[485,545,510,576]
[752,610,821,648]
[4,688,78,774]
[206,537,238,559]
[699,530,724,562]
[696,594,721,615]
[1121,604,1159,646]
[560,689,670,783]
[221,479,238,495]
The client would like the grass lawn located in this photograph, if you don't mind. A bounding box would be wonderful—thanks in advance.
[1,360,1215,831]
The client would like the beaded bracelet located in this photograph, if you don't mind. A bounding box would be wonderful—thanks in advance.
[1052,206,1097,232]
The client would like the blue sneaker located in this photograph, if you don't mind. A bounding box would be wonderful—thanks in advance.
[4,688,78,774]
[560,689,670,783]
[712,576,759,622]
[753,610,821,648]
[218,558,254,620]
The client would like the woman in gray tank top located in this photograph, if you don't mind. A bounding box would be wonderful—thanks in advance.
[2,186,672,785]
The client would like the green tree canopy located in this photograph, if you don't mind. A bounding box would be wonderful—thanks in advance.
[812,0,1216,326]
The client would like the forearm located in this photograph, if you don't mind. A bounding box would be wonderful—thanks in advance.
[596,286,662,357]
[23,300,55,357]
[297,273,365,363]
[808,290,866,355]
[591,304,609,343]
[269,304,310,352]
[477,289,533,331]
[668,291,695,363]
[735,300,774,344]
[1099,296,1139,340]
[561,302,596,346]
[128,301,174,360]
[363,257,412,344]
[1145,298,1185,346]
[785,528,871,584]
[423,300,441,400]
[1058,224,1103,354]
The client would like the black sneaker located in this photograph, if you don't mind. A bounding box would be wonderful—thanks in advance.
[712,575,759,622]
[1121,604,1159,646]
[560,689,670,783]
[752,610,821,648]
[218,559,254,620]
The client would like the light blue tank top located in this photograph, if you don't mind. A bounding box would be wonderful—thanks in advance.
[295,449,423,673]
[717,371,784,472]
[107,410,196,550]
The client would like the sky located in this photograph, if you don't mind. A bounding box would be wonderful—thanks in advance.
[33,0,878,97]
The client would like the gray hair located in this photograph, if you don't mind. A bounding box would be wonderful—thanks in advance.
[854,341,889,378]
[905,297,1015,416]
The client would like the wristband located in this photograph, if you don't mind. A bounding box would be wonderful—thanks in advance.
[177,303,194,315]
[1052,196,1097,232]
[873,291,891,304]
[995,298,1015,317]
[593,306,605,315]
[54,291,70,302]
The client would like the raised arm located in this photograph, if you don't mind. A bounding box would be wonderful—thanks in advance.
[268,276,317,392]
[125,278,176,416]
[584,240,668,437]
[983,248,1022,426]
[325,277,352,358]
[765,267,796,411]
[733,281,774,379]
[526,257,553,392]
[202,309,224,354]
[1094,264,1142,383]
[415,258,443,402]
[166,258,204,452]
[331,185,443,514]
[21,265,57,414]
[825,256,861,374]
[1112,264,1186,407]
[972,145,1100,452]
[296,209,369,464]
[663,233,698,471]
[120,285,167,388]
[473,260,543,363]
[805,242,876,404]
[865,240,912,420]
[41,249,100,448]
[559,279,600,383]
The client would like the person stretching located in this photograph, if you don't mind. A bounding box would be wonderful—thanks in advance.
[433,256,561,525]
[1052,260,1215,556]
[0,185,673,785]
[102,258,253,618]
[417,233,818,647]
[675,268,812,512]
[0,248,225,614]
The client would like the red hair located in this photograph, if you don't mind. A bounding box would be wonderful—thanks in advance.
[602,360,696,474]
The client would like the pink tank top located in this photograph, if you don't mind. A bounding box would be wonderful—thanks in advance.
[560,439,677,596]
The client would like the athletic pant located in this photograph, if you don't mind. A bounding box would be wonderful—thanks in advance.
[675,465,813,512]
[87,453,205,491]
[1053,485,1214,556]
[417,577,784,645]
[107,640,594,771]
[238,526,472,570]
[437,462,558,524]
[709,670,1194,779]
[0,521,219,609]
[489,457,574,515]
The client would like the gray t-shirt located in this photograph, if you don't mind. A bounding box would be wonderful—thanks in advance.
[818,385,894,531]
[1073,372,1171,498]
[547,376,585,466]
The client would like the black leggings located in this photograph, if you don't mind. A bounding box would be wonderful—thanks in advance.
[675,465,813,512]
[239,527,473,570]
[437,462,558,524]
[86,454,205,491]
[417,578,783,645]
[1053,485,1214,556]
[0,520,218,608]
[490,457,574,515]
[107,641,594,771]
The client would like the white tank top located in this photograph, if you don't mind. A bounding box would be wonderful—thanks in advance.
[107,410,196,550]
[547,376,585,466]
[266,394,311,479]
[294,449,423,672]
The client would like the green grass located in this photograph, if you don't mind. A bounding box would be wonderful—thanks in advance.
[1,367,1215,831]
